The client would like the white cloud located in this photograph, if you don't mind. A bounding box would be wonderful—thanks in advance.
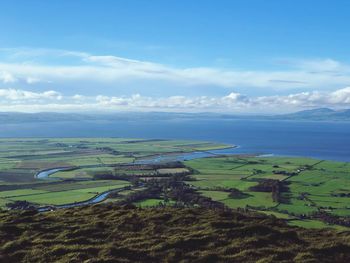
[0,87,349,113]
[90,87,350,113]
[0,89,62,101]
[26,77,42,84]
[0,48,350,113]
[72,94,85,100]
[328,87,350,104]
[0,71,17,83]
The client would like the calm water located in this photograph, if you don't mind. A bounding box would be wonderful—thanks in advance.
[1,119,349,162]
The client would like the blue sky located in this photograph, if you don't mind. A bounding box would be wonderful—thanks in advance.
[0,0,350,113]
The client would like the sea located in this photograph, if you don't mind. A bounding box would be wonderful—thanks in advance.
[1,119,349,162]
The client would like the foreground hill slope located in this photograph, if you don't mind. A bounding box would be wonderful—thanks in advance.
[1,205,350,262]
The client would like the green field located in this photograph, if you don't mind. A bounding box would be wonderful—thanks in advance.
[0,138,230,207]
[134,198,165,207]
[1,180,130,205]
[1,138,349,229]
[185,156,350,229]
[0,137,229,173]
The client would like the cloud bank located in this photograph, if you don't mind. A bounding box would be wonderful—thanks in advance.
[0,48,350,113]
[0,87,349,113]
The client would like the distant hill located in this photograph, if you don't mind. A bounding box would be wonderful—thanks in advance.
[0,112,95,123]
[274,108,350,121]
[1,108,350,123]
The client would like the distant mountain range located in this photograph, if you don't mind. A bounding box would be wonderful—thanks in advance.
[274,108,350,121]
[0,108,349,123]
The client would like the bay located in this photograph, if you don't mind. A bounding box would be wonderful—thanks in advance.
[1,119,349,162]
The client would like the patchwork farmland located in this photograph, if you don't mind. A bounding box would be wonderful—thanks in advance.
[0,138,349,230]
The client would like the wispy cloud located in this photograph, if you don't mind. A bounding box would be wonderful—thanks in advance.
[0,48,350,113]
[1,48,350,92]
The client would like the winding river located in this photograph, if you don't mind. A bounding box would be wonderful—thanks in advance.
[133,146,241,164]
[35,168,70,179]
[37,188,127,212]
[35,167,129,211]
[36,147,240,179]
[35,147,239,211]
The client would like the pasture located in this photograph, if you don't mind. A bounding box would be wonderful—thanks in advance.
[185,156,350,229]
[0,180,130,206]
[1,138,349,229]
[0,138,229,207]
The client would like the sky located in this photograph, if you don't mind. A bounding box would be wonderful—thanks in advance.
[0,0,350,113]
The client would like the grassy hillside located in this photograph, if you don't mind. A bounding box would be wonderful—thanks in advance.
[1,205,349,262]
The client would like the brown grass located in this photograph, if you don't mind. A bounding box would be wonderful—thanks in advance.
[0,205,349,262]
